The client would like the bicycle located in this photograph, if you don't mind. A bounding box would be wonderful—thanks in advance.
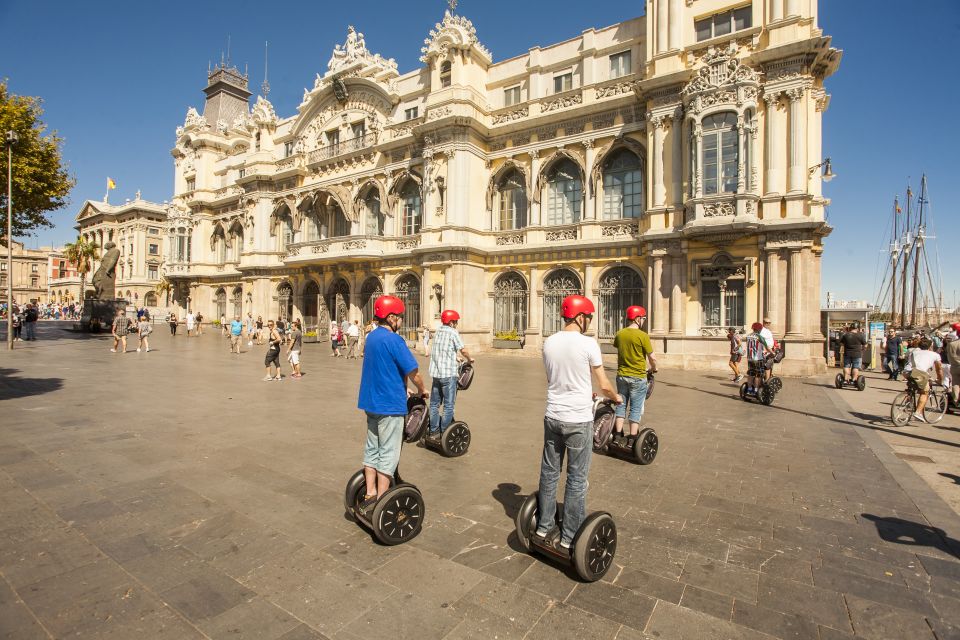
[891,379,948,427]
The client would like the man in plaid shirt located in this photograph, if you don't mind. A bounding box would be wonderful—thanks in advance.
[111,309,133,353]
[426,310,474,441]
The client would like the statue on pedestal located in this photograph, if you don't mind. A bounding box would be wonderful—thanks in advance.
[91,242,120,300]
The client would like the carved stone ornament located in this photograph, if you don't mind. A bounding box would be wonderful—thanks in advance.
[492,107,529,125]
[396,237,421,250]
[342,239,367,250]
[595,82,633,99]
[183,107,208,131]
[421,10,492,63]
[546,228,577,242]
[703,201,736,217]
[327,26,398,76]
[683,43,760,97]
[541,92,582,113]
[765,231,804,247]
[332,76,349,103]
[251,95,278,126]
[427,106,452,121]
[312,243,330,254]
[495,233,524,246]
[601,222,640,238]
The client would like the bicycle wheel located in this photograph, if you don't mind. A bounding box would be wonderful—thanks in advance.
[890,392,914,427]
[926,389,948,424]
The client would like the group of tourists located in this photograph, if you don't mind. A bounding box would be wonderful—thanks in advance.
[5,302,40,341]
[109,308,152,353]
[727,318,780,396]
[881,323,960,422]
[329,318,367,358]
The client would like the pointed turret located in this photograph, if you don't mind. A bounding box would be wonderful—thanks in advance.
[202,62,251,127]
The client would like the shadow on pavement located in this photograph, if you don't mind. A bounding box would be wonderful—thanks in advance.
[939,472,960,486]
[0,368,64,401]
[492,482,524,520]
[861,514,960,560]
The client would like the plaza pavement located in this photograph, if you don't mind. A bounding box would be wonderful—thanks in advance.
[2,322,960,639]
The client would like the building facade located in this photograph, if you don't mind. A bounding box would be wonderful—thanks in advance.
[74,198,168,308]
[1,241,49,305]
[164,0,840,374]
[47,250,81,305]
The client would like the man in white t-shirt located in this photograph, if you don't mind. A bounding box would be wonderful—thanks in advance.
[535,295,621,552]
[907,337,943,423]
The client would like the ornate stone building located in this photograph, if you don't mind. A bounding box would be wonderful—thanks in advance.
[74,198,168,308]
[164,0,840,373]
[1,241,49,306]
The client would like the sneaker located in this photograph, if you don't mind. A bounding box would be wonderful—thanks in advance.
[425,430,441,443]
[262,376,274,381]
[559,539,572,550]
[110,349,116,353]
[912,413,927,423]
[532,526,562,550]
[736,374,744,382]
[136,348,141,352]
[274,375,283,381]
[146,349,151,352]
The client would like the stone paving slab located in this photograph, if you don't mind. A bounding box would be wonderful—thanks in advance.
[1,322,960,638]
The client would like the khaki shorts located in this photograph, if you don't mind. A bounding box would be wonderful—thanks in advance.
[908,369,930,392]
[230,335,241,348]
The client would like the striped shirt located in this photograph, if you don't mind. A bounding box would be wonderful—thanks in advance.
[429,325,464,379]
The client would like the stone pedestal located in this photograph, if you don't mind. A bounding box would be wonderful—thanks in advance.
[81,298,127,332]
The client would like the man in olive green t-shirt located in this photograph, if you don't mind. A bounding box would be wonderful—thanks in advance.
[612,306,658,446]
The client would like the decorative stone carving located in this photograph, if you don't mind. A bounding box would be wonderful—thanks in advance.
[396,237,421,250]
[327,26,399,76]
[703,201,736,217]
[342,239,367,250]
[251,95,278,126]
[312,243,330,253]
[183,107,208,131]
[595,82,633,99]
[601,222,639,237]
[495,233,524,246]
[546,228,577,242]
[683,43,760,97]
[541,92,582,112]
[427,106,452,121]
[420,10,492,63]
[492,107,528,125]
[700,327,725,337]
[765,232,804,247]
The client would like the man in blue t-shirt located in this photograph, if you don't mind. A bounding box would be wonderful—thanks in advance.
[229,315,244,354]
[357,295,428,516]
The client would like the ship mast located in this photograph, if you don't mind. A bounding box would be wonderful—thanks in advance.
[890,196,899,326]
[899,185,911,327]
[910,176,928,328]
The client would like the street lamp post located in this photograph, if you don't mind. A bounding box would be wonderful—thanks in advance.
[5,130,18,351]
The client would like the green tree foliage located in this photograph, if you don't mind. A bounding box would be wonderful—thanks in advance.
[0,81,75,242]
[63,235,99,300]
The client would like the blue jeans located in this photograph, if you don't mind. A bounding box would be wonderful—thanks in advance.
[844,355,862,370]
[429,376,458,433]
[614,375,648,423]
[24,321,36,340]
[537,417,593,546]
[362,413,403,475]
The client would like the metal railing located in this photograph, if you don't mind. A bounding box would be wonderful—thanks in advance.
[308,133,376,164]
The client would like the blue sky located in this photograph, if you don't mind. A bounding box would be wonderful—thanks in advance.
[3,0,958,305]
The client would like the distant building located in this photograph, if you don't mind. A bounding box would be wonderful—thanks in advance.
[0,241,49,305]
[47,249,81,304]
[73,197,168,308]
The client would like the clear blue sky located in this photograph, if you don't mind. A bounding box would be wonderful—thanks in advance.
[3,0,958,305]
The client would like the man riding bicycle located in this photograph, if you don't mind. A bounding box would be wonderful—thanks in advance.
[906,337,943,423]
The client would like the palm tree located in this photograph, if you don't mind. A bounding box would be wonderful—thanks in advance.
[63,235,99,304]
[155,276,172,307]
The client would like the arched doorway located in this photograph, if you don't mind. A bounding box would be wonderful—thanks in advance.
[597,266,645,339]
[277,282,293,320]
[144,292,157,307]
[542,268,582,336]
[215,288,227,320]
[394,274,421,341]
[360,277,383,324]
[303,280,321,337]
[326,278,350,326]
[231,286,243,319]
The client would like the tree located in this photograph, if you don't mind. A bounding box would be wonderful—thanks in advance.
[0,81,75,242]
[63,235,99,303]
[155,276,172,306]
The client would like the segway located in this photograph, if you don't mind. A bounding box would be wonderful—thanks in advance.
[514,492,617,582]
[343,469,424,545]
[739,380,776,405]
[457,361,475,391]
[767,347,785,394]
[834,372,866,391]
[409,393,472,457]
[592,372,658,464]
[403,395,429,443]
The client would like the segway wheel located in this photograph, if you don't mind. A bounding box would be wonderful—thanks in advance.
[372,485,424,545]
[593,406,616,452]
[739,382,750,402]
[634,428,658,465]
[457,362,475,391]
[856,376,867,392]
[770,377,783,394]
[514,493,539,553]
[404,402,428,443]
[834,373,844,389]
[759,385,775,406]
[441,422,471,457]
[572,513,617,582]
[344,470,366,518]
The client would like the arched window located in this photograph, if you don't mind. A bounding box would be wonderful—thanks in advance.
[144,292,157,307]
[401,182,421,236]
[330,204,351,238]
[214,228,226,265]
[231,286,243,318]
[394,274,421,341]
[602,149,643,219]
[364,190,385,236]
[215,288,227,320]
[303,205,322,241]
[497,170,527,231]
[597,267,646,339]
[440,60,452,88]
[542,268,582,336]
[546,159,582,225]
[275,210,294,251]
[175,227,191,262]
[493,272,528,335]
[702,112,739,195]
[278,282,293,320]
[700,256,745,330]
[228,225,243,261]
[360,277,383,323]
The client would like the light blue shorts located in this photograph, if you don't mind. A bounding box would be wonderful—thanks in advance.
[363,413,404,475]
[615,375,648,423]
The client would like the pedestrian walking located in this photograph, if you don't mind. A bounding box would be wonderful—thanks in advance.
[111,309,133,353]
[263,320,284,380]
[256,315,264,344]
[354,296,428,517]
[137,315,153,352]
[185,310,196,337]
[330,319,342,357]
[229,315,243,354]
[245,312,255,346]
[534,295,621,551]
[220,313,228,337]
[728,327,744,381]
[346,320,361,358]
[168,311,178,335]
[288,319,304,378]
[23,303,38,341]
[195,312,204,335]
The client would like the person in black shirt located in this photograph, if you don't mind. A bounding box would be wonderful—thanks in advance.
[882,329,903,380]
[840,324,867,383]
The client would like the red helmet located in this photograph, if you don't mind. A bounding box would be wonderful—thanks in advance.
[441,310,460,325]
[626,306,647,321]
[751,322,764,332]
[561,295,595,319]
[952,322,960,333]
[374,295,405,319]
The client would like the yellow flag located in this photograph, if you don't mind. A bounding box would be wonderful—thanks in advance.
[107,177,117,190]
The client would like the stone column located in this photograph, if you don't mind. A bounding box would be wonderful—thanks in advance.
[583,139,597,220]
[651,117,666,207]
[671,110,684,207]
[771,0,783,22]
[668,0,681,50]
[693,121,703,198]
[785,0,800,17]
[765,248,780,332]
[656,0,669,54]
[669,255,683,335]
[764,93,785,196]
[787,88,806,193]
[528,265,541,332]
[530,150,541,226]
[583,262,596,336]
[652,255,667,334]
[786,247,803,337]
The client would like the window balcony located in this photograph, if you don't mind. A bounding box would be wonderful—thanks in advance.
[307,133,376,166]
